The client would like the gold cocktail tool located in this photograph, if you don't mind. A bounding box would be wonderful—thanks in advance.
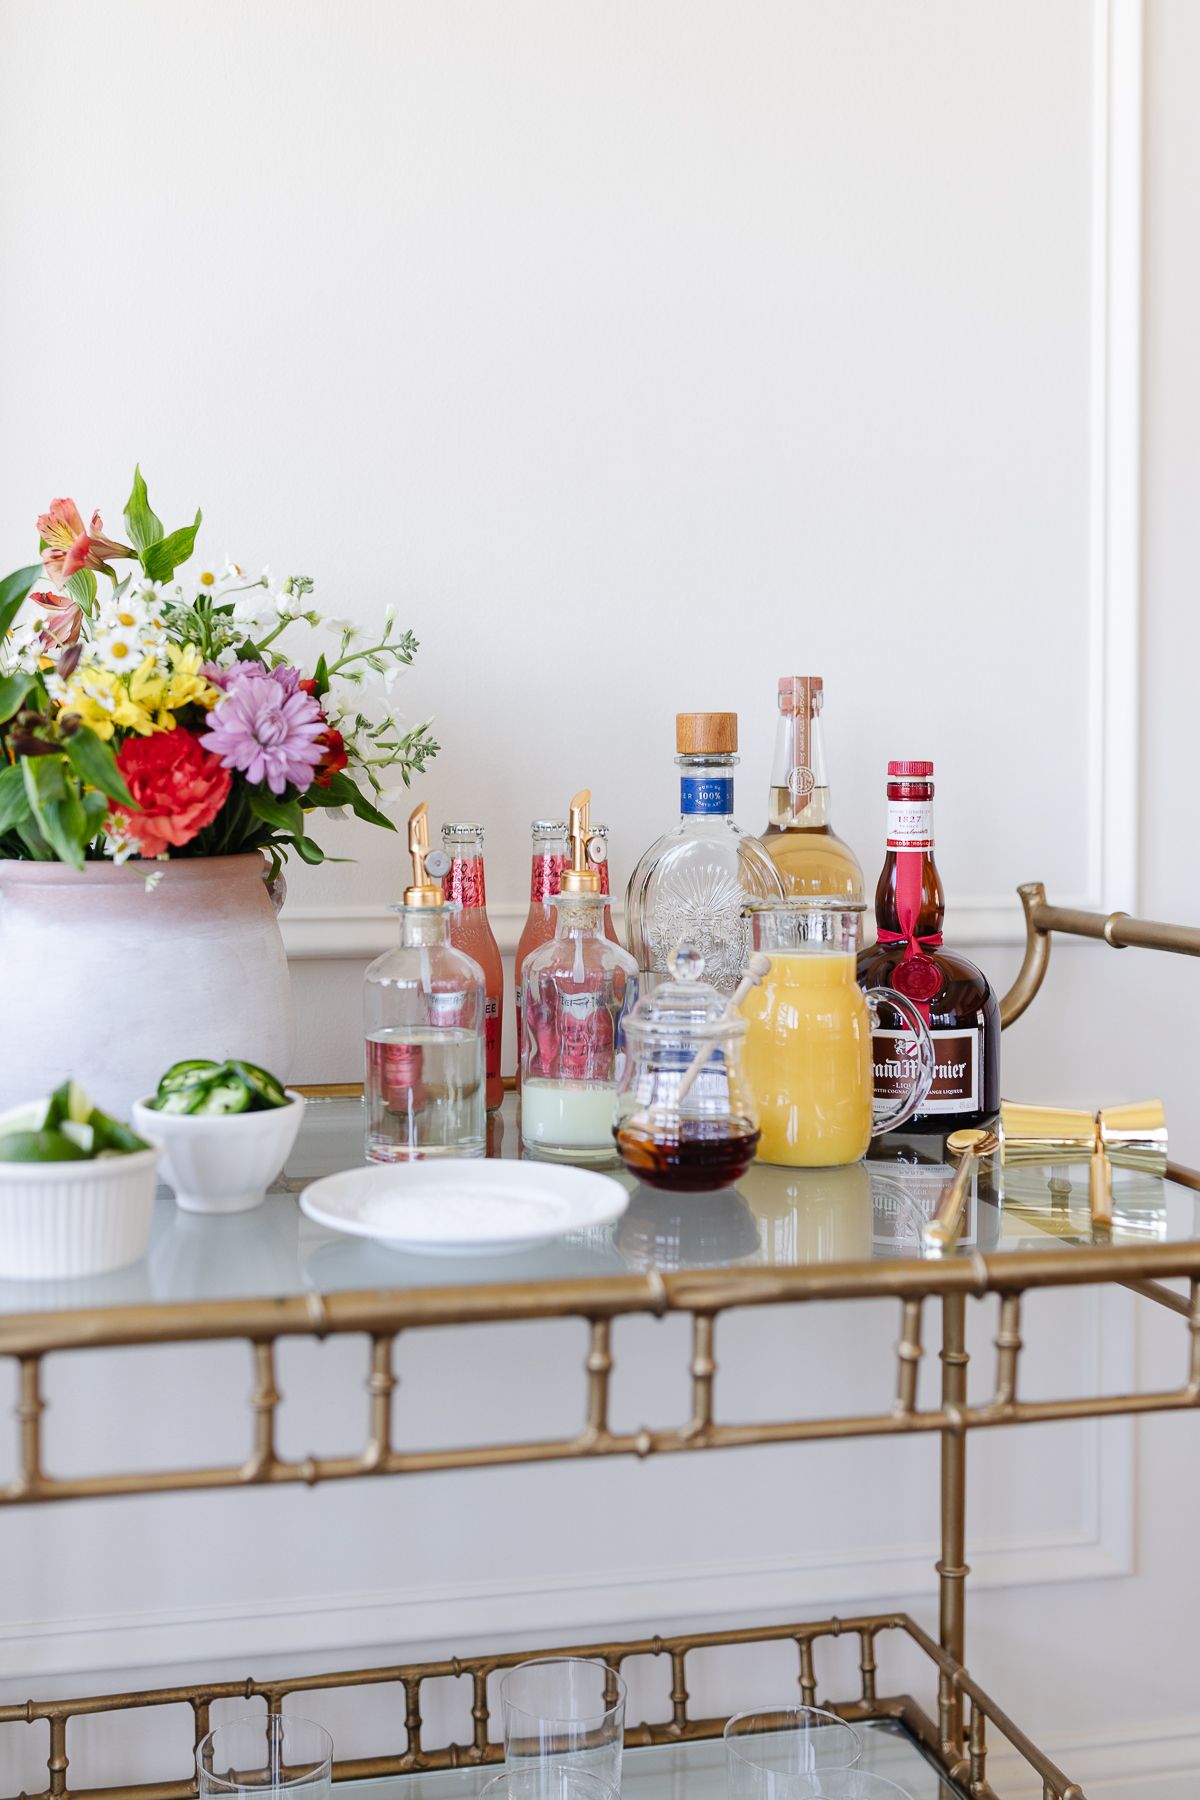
[923,1098,1166,1252]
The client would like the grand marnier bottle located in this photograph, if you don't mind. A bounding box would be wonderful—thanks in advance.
[855,760,999,1135]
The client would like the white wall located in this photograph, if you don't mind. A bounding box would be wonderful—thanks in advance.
[1,2,1198,1795]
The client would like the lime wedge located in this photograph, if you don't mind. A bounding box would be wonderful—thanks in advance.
[0,1129,90,1164]
[0,1099,49,1137]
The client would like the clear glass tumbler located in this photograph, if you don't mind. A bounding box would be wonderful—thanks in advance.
[480,1771,618,1800]
[724,1706,862,1797]
[501,1657,626,1790]
[795,1775,915,1798]
[197,1714,332,1798]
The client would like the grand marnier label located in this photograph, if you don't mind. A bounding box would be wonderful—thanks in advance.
[872,1027,980,1114]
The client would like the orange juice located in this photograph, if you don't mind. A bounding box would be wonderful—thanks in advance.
[742,949,873,1166]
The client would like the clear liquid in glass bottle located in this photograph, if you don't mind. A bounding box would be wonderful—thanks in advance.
[364,803,486,1160]
[521,789,639,1163]
[624,711,783,995]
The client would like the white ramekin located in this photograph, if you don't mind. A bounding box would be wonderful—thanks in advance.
[0,1146,160,1281]
[131,1092,305,1214]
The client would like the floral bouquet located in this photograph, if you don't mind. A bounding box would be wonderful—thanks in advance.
[0,469,437,872]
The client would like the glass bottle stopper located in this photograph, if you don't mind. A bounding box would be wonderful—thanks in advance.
[668,942,706,984]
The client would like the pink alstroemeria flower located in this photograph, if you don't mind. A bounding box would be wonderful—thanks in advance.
[29,589,84,650]
[37,497,134,589]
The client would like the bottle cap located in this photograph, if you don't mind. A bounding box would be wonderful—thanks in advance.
[560,789,603,895]
[402,802,446,908]
[888,759,934,778]
[531,819,567,834]
[777,675,824,714]
[441,822,484,840]
[676,712,738,754]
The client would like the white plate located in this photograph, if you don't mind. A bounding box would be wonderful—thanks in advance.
[299,1160,630,1256]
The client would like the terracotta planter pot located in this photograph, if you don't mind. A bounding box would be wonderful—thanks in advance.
[0,854,295,1117]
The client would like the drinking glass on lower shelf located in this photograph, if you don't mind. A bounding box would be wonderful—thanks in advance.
[196,1715,333,1797]
[795,1775,915,1798]
[724,1707,862,1796]
[480,1770,618,1800]
[501,1657,626,1790]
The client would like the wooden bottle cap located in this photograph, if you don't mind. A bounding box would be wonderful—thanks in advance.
[676,711,738,754]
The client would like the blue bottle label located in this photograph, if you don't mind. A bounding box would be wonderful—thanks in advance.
[680,776,733,815]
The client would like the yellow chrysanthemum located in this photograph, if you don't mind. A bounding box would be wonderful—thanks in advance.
[165,643,221,713]
[56,663,159,739]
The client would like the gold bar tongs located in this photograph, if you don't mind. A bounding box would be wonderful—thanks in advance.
[923,1099,1167,1253]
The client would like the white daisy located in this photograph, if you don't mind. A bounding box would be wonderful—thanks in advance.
[92,629,154,675]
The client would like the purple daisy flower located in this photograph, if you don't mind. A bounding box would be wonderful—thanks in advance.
[201,670,325,795]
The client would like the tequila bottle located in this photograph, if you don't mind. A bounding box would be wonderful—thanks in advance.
[364,803,486,1160]
[520,789,639,1162]
[624,711,783,994]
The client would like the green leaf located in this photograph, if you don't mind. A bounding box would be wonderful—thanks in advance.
[307,771,394,831]
[81,790,111,838]
[0,670,35,724]
[247,789,304,836]
[0,564,42,640]
[291,833,325,865]
[310,653,330,698]
[0,762,31,835]
[141,509,201,583]
[64,725,134,806]
[64,567,97,614]
[123,465,164,553]
[22,757,85,868]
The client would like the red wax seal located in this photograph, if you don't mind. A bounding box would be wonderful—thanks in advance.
[892,954,942,1003]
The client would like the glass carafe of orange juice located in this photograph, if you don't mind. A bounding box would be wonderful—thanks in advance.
[742,899,934,1167]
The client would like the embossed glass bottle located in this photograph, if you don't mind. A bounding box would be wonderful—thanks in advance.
[624,712,783,994]
[364,804,486,1161]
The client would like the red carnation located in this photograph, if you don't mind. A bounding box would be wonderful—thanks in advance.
[296,680,348,790]
[312,726,348,789]
[112,727,231,857]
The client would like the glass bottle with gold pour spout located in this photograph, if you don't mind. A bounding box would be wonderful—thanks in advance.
[763,676,864,901]
[363,802,486,1161]
[520,789,639,1163]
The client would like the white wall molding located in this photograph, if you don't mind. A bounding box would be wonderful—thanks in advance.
[280,896,1088,960]
[987,1711,1200,1798]
[0,1517,1130,1683]
[1090,0,1144,915]
[1,1288,1135,1683]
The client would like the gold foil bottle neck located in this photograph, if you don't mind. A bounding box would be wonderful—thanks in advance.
[560,788,602,895]
[403,802,446,908]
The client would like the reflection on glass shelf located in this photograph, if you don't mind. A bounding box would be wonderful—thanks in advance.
[1,1094,1198,1319]
[336,1724,962,1797]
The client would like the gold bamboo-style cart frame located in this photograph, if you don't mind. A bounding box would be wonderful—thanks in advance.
[3,886,1200,1800]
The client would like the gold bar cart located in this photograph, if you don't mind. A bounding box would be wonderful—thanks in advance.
[3,888,1199,1800]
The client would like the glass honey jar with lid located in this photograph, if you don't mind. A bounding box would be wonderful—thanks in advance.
[613,943,760,1191]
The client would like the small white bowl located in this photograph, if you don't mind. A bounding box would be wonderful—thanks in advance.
[132,1092,305,1215]
[0,1146,160,1281]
